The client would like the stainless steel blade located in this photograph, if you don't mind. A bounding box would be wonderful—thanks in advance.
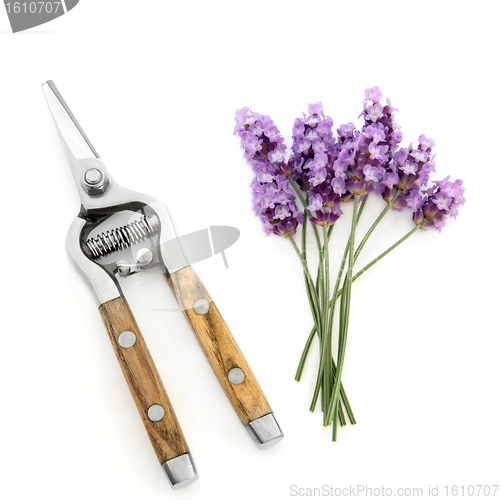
[42,80,99,160]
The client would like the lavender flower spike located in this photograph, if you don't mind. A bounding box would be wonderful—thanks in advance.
[289,102,345,226]
[413,177,466,231]
[235,108,303,237]
[234,107,288,175]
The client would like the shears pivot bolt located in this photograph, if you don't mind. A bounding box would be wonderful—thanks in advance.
[83,167,109,195]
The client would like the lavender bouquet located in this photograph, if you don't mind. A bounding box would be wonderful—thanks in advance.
[234,87,465,440]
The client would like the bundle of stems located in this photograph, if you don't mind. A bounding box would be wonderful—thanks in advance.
[290,186,424,440]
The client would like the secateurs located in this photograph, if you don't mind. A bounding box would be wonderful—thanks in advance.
[43,81,283,489]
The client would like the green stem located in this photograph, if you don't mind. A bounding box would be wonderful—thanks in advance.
[299,194,322,336]
[310,226,327,411]
[295,322,356,425]
[356,194,369,223]
[297,198,366,426]
[327,194,359,429]
[298,199,425,431]
[309,226,332,413]
[322,225,331,417]
[302,194,309,262]
[289,179,322,253]
[322,231,350,425]
[334,223,423,301]
[295,327,316,380]
[338,400,347,427]
[289,177,308,208]
[309,223,348,413]
[315,265,321,302]
[293,237,325,408]
[332,272,350,440]
[288,236,321,325]
[329,220,424,435]
[353,190,401,263]
[353,223,422,281]
[298,228,355,424]
[294,210,323,381]
[303,269,321,332]
[327,224,335,240]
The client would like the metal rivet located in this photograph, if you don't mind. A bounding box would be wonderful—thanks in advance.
[84,168,103,185]
[117,262,132,277]
[148,404,165,422]
[82,168,108,194]
[193,298,210,315]
[228,367,246,385]
[118,331,136,348]
[136,247,153,267]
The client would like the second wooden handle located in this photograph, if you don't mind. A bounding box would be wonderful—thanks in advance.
[168,266,272,426]
[99,296,190,464]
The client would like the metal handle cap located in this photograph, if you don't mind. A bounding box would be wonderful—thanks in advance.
[246,413,284,449]
[162,453,198,489]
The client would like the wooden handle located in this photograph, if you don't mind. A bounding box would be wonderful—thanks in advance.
[99,296,190,464]
[168,266,272,426]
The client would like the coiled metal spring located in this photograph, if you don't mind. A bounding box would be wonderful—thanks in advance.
[85,216,155,259]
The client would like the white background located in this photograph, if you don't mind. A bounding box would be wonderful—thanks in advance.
[1,1,499,499]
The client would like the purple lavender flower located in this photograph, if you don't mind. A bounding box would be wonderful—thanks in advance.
[364,125,385,144]
[249,174,303,236]
[275,189,293,205]
[432,192,452,211]
[331,177,346,195]
[381,171,399,188]
[269,147,287,163]
[309,207,342,227]
[379,137,435,210]
[368,142,389,162]
[235,108,303,237]
[274,204,292,220]
[410,149,429,164]
[234,107,288,175]
[287,102,344,226]
[311,167,328,186]
[292,118,305,138]
[235,92,455,236]
[261,192,276,209]
[307,193,324,212]
[360,87,402,159]
[365,103,384,122]
[358,87,440,213]
[363,165,380,182]
[293,138,312,155]
[413,177,466,231]
[418,134,435,150]
[364,86,383,103]
[264,125,281,142]
[311,152,328,169]
[334,120,391,199]
[308,102,324,115]
[399,161,418,176]
[405,188,425,211]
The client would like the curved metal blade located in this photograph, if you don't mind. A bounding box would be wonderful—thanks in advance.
[43,80,120,213]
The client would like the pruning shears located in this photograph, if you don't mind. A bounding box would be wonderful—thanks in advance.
[42,81,283,489]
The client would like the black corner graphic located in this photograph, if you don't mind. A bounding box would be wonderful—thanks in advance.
[3,1,79,33]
